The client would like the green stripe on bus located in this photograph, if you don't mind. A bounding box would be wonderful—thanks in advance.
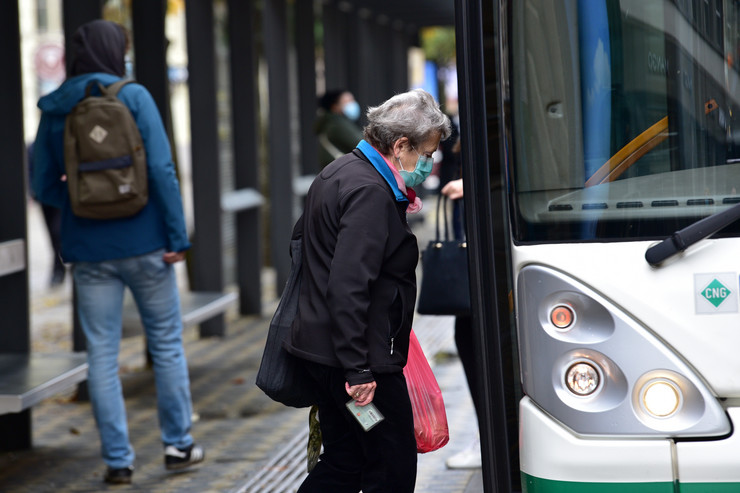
[679,484,740,492]
[521,473,673,492]
[522,474,740,492]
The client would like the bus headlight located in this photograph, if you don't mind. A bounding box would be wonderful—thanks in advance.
[641,378,682,418]
[566,362,600,396]
[518,265,730,437]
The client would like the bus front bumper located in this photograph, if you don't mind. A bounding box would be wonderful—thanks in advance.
[519,396,740,492]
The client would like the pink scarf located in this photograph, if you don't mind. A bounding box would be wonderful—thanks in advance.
[379,153,423,214]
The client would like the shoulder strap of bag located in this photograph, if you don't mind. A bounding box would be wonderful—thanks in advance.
[81,79,135,99]
[102,79,136,97]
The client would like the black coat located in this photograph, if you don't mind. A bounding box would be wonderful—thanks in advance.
[285,149,418,385]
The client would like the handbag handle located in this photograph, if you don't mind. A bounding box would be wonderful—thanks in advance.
[434,194,467,245]
[434,194,450,242]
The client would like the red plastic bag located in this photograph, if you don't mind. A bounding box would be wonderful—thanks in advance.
[404,330,450,453]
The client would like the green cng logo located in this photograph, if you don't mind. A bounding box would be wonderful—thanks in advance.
[701,279,731,307]
[695,273,738,314]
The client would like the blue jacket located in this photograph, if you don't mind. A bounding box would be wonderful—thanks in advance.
[32,73,190,262]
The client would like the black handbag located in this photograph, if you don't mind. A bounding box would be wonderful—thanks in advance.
[416,195,471,316]
[255,238,315,408]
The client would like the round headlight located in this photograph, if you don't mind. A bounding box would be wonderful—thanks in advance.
[565,361,600,396]
[641,378,682,418]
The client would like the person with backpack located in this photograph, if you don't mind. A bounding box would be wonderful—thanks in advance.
[31,20,203,484]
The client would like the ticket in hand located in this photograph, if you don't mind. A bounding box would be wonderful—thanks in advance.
[346,399,385,431]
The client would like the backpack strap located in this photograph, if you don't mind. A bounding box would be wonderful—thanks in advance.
[82,79,136,98]
[102,79,136,97]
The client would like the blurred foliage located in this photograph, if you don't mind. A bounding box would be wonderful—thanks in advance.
[102,0,130,25]
[421,27,456,65]
[168,0,185,14]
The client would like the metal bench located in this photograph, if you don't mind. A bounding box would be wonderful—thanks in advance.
[122,290,239,336]
[0,353,88,415]
[0,239,90,450]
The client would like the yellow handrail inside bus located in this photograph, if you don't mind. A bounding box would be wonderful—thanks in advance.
[585,116,669,187]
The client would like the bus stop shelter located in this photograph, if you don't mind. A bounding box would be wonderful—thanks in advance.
[0,0,453,451]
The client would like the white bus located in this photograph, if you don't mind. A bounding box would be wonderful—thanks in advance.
[455,0,740,491]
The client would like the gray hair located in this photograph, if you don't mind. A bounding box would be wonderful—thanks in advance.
[363,89,452,154]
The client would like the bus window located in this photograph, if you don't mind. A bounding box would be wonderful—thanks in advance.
[511,0,740,243]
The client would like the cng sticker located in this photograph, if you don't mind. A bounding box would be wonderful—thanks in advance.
[695,273,738,314]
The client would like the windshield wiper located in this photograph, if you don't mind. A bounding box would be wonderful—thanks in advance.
[645,202,740,266]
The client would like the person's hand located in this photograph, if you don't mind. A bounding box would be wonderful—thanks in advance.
[441,178,464,200]
[346,381,377,407]
[163,251,186,264]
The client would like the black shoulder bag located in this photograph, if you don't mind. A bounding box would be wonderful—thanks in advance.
[255,238,316,408]
[416,195,471,316]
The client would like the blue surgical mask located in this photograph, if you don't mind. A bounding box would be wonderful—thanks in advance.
[124,54,134,78]
[399,147,434,188]
[342,100,361,121]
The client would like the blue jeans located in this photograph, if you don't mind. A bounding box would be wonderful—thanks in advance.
[74,249,194,469]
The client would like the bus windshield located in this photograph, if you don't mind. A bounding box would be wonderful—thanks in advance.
[510,0,740,243]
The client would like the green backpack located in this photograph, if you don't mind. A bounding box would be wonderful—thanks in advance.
[64,79,148,219]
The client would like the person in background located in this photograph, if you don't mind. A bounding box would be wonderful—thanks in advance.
[288,89,451,492]
[315,89,364,168]
[31,20,203,484]
[28,142,66,287]
[440,166,483,469]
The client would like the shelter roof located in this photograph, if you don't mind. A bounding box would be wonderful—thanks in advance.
[325,0,455,28]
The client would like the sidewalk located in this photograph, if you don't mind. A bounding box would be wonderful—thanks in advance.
[0,201,484,492]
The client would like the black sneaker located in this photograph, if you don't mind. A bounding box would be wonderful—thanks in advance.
[164,443,205,470]
[104,465,134,484]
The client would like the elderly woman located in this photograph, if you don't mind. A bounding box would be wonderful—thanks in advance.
[285,89,451,492]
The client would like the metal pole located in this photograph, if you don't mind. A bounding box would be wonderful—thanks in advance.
[322,3,349,91]
[0,0,32,450]
[227,0,262,315]
[185,0,226,336]
[264,0,295,291]
[131,0,170,132]
[295,0,319,175]
[63,0,104,75]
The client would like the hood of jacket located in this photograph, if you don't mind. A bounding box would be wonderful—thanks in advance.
[37,72,122,116]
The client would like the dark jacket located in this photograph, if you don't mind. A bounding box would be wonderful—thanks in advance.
[314,112,364,168]
[285,149,419,385]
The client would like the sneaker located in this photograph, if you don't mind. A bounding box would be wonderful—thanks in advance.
[164,443,205,470]
[445,437,482,469]
[104,465,134,484]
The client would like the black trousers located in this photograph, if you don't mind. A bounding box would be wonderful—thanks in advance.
[455,315,483,426]
[298,362,417,493]
[41,203,64,273]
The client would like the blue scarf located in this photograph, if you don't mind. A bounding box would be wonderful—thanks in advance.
[356,140,409,206]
